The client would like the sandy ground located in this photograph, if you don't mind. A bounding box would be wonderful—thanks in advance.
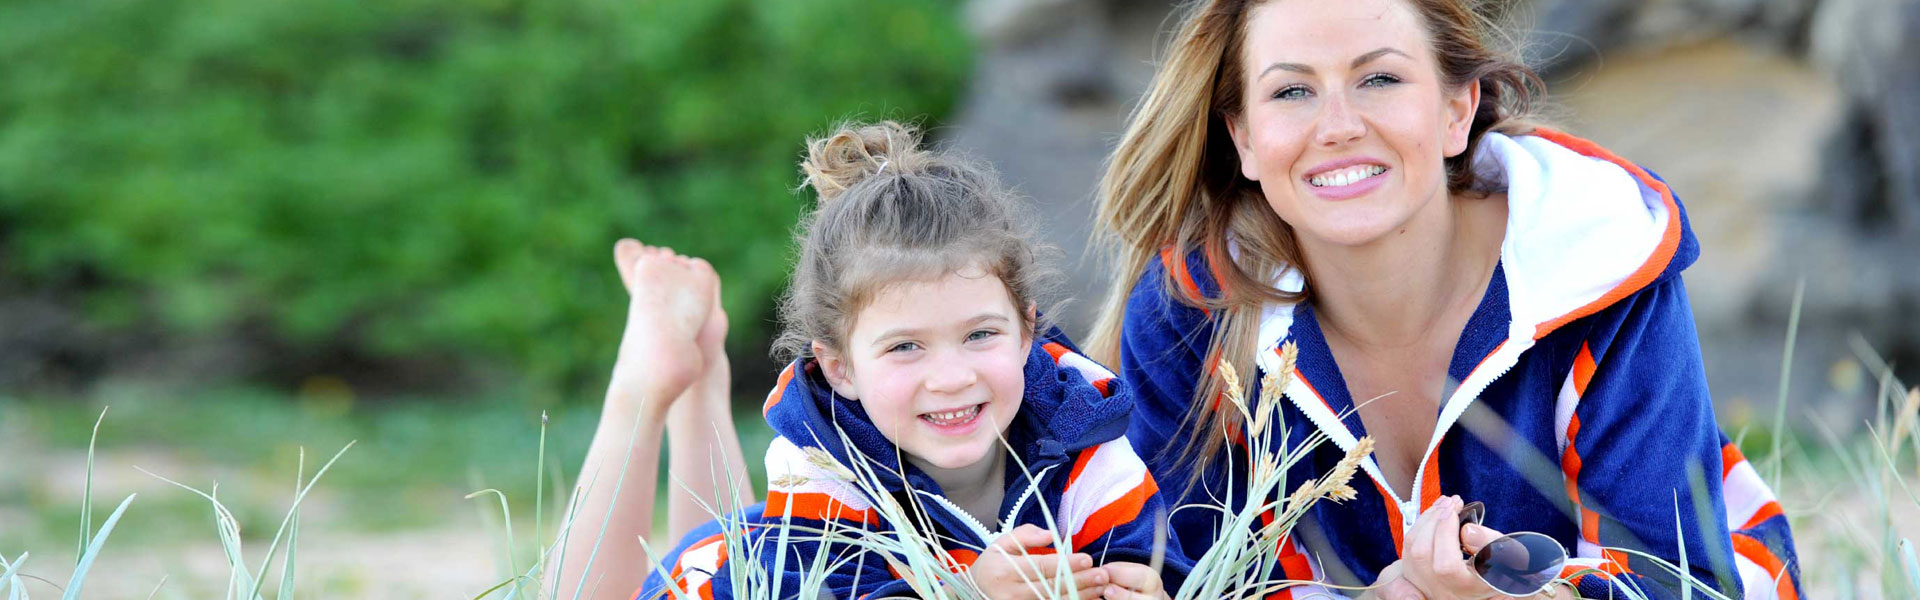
[4,438,1917,598]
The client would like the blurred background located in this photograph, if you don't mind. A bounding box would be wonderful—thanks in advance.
[1,0,1915,596]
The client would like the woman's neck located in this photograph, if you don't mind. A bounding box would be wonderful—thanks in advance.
[1299,190,1507,351]
[911,448,1008,529]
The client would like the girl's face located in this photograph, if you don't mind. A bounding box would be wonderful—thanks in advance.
[1226,0,1478,249]
[815,268,1032,473]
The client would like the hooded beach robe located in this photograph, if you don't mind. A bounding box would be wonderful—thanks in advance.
[638,331,1188,600]
[1119,130,1801,599]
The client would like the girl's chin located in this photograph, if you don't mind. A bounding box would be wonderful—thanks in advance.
[906,441,1002,473]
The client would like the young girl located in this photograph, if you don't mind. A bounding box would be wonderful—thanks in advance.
[638,121,1186,600]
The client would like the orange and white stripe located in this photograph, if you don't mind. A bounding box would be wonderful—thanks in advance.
[1721,444,1797,600]
[1554,345,1796,597]
[662,532,729,600]
[1042,342,1118,398]
[1057,438,1158,550]
[762,436,880,525]
[1267,534,1336,600]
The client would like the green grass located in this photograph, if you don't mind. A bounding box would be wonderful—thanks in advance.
[1,339,1914,598]
[0,387,778,551]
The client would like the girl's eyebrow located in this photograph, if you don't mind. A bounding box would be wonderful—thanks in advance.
[1258,47,1410,78]
[965,313,1012,325]
[870,313,1013,344]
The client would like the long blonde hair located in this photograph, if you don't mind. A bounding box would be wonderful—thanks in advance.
[1088,0,1544,479]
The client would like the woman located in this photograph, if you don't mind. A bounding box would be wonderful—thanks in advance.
[1087,0,1802,598]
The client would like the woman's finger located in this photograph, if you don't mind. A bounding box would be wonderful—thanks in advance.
[1404,495,1455,568]
[1430,497,1485,588]
[1459,522,1503,554]
[1430,496,1464,563]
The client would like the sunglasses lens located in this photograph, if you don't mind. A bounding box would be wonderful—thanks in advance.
[1472,532,1567,596]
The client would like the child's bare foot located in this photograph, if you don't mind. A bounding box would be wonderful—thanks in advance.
[610,239,714,415]
[693,275,731,407]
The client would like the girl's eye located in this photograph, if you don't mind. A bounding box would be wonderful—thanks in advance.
[1272,85,1310,100]
[888,342,921,353]
[1361,73,1402,87]
[967,329,997,342]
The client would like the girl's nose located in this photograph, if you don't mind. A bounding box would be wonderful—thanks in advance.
[924,362,979,393]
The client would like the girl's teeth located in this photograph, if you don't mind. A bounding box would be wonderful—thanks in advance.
[924,404,981,425]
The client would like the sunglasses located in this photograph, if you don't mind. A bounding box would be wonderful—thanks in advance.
[1458,501,1568,597]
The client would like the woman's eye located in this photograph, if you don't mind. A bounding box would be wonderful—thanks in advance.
[1361,73,1402,87]
[967,329,997,342]
[1272,85,1310,100]
[888,342,921,353]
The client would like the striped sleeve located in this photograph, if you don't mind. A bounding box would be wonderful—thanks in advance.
[636,507,904,600]
[1552,278,1801,599]
[1056,437,1191,589]
[635,437,911,600]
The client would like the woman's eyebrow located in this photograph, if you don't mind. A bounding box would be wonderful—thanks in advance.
[1350,47,1409,68]
[1258,47,1410,78]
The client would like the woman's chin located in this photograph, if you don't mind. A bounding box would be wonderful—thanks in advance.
[1296,220,1409,249]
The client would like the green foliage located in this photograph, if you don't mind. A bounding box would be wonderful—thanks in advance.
[0,0,972,392]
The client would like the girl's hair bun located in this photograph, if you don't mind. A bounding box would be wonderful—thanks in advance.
[800,120,928,203]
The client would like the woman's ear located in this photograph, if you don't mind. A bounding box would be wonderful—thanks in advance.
[1224,115,1263,182]
[1443,79,1481,158]
[811,340,860,400]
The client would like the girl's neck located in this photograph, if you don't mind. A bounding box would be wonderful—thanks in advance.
[1299,190,1507,351]
[911,448,1008,529]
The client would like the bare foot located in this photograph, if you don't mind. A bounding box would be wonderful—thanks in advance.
[610,239,714,415]
[693,275,731,408]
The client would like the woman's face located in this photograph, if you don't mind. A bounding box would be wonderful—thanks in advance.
[1226,0,1478,250]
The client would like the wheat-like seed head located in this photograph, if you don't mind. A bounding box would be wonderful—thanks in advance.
[1287,480,1318,509]
[771,474,810,488]
[1220,361,1245,410]
[1327,436,1374,486]
[803,447,854,480]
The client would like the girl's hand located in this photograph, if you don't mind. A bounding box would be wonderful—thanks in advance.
[1099,561,1170,600]
[970,524,1109,600]
[1388,496,1572,600]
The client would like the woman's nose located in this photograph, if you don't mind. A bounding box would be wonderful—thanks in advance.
[1314,92,1366,147]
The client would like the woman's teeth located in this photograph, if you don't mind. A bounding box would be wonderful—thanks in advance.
[1309,165,1387,187]
[922,404,982,426]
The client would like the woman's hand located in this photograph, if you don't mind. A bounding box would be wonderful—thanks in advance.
[1099,561,1170,600]
[970,524,1109,600]
[1378,495,1573,600]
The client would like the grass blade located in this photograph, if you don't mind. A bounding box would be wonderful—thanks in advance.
[278,448,305,600]
[534,410,549,579]
[466,488,520,581]
[1769,279,1804,487]
[77,406,108,566]
[0,552,27,598]
[145,574,170,600]
[1901,539,1920,595]
[248,441,354,599]
[469,576,522,600]
[63,493,137,600]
